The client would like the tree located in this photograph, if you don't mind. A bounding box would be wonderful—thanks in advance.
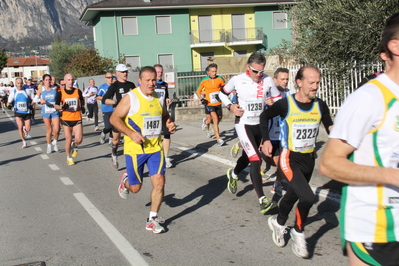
[64,48,116,78]
[274,1,399,70]
[49,36,85,80]
[0,46,8,72]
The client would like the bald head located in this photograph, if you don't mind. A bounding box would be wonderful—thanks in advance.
[64,73,75,90]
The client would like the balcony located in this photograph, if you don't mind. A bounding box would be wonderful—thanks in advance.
[190,27,264,48]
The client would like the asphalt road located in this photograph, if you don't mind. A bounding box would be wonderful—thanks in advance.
[0,107,346,266]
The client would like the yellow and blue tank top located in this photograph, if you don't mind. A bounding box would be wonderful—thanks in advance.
[280,94,321,153]
[124,89,163,155]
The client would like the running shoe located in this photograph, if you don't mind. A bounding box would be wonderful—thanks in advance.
[52,140,59,152]
[22,141,27,148]
[271,181,283,196]
[165,157,173,168]
[290,228,309,258]
[67,157,75,165]
[146,216,165,234]
[260,197,276,214]
[111,154,119,170]
[72,147,78,158]
[2,109,5,113]
[205,130,212,138]
[216,138,225,146]
[201,117,207,131]
[226,168,238,194]
[230,140,241,158]
[47,144,52,154]
[118,172,129,199]
[94,126,100,131]
[99,132,106,144]
[23,127,28,139]
[268,216,288,247]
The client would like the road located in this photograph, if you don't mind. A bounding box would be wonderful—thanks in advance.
[0,107,346,266]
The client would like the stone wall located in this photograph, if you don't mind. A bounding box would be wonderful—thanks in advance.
[174,106,236,122]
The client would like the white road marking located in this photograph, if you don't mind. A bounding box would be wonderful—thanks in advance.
[35,147,42,152]
[40,154,49,160]
[60,177,74,186]
[30,141,37,145]
[74,193,148,266]
[48,164,60,170]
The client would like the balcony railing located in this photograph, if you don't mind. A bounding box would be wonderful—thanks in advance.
[190,27,264,46]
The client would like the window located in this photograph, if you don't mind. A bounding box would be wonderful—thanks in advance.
[125,56,141,71]
[122,17,138,35]
[273,12,287,29]
[156,16,171,34]
[158,54,174,69]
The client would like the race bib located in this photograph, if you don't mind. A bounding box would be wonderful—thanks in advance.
[17,102,27,112]
[142,115,162,139]
[292,122,318,151]
[155,89,165,98]
[65,98,78,111]
[244,99,263,119]
[209,91,220,104]
[45,102,56,113]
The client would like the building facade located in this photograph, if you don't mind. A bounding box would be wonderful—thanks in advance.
[0,57,50,84]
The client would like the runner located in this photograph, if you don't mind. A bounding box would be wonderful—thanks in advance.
[102,64,136,170]
[7,78,34,148]
[97,72,114,147]
[23,76,37,124]
[36,74,60,153]
[262,67,290,197]
[196,63,226,146]
[111,66,176,233]
[319,12,399,266]
[154,64,173,167]
[83,78,100,131]
[55,73,85,165]
[0,82,7,113]
[218,52,281,214]
[261,65,333,258]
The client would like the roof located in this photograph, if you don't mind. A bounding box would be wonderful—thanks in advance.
[80,0,295,24]
[6,57,50,67]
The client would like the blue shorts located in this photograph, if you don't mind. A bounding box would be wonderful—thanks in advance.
[42,111,60,119]
[125,151,165,185]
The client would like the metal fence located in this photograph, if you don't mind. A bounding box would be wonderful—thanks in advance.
[176,62,384,115]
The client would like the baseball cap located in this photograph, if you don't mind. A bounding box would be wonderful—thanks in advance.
[27,76,33,80]
[115,64,129,72]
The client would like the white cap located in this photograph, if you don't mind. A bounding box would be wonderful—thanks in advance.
[27,76,33,80]
[115,64,129,72]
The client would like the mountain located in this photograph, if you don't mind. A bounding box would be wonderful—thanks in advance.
[0,0,98,54]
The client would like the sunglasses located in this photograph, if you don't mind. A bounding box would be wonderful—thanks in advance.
[105,76,113,79]
[248,65,264,74]
[60,84,66,86]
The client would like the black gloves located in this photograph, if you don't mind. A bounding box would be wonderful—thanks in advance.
[62,103,70,110]
[200,98,208,105]
[81,106,86,114]
[7,105,12,110]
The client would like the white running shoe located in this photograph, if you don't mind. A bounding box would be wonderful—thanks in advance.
[268,216,288,248]
[290,228,309,258]
[52,140,59,152]
[111,154,119,170]
[94,126,100,131]
[118,172,129,199]
[201,117,207,131]
[165,157,173,168]
[22,141,27,148]
[146,216,165,234]
[100,132,106,144]
[47,144,52,154]
[216,138,225,146]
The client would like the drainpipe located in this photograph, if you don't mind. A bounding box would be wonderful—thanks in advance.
[114,11,120,61]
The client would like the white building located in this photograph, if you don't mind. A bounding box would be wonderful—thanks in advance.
[0,57,50,84]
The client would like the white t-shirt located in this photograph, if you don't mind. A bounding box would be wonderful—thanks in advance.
[330,73,399,243]
[220,72,281,125]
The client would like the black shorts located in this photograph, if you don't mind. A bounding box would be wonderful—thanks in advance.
[205,105,223,117]
[15,112,31,120]
[346,241,399,266]
[61,120,82,127]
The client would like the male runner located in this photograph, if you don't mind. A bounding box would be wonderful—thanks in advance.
[196,63,226,146]
[261,65,333,258]
[83,78,100,131]
[0,82,7,112]
[219,52,281,214]
[55,73,85,165]
[111,66,176,234]
[102,64,136,170]
[154,64,173,168]
[262,67,290,196]
[97,72,114,147]
[23,77,37,124]
[7,78,34,148]
[319,12,399,266]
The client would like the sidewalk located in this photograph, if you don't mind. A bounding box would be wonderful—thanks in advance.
[172,120,343,199]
